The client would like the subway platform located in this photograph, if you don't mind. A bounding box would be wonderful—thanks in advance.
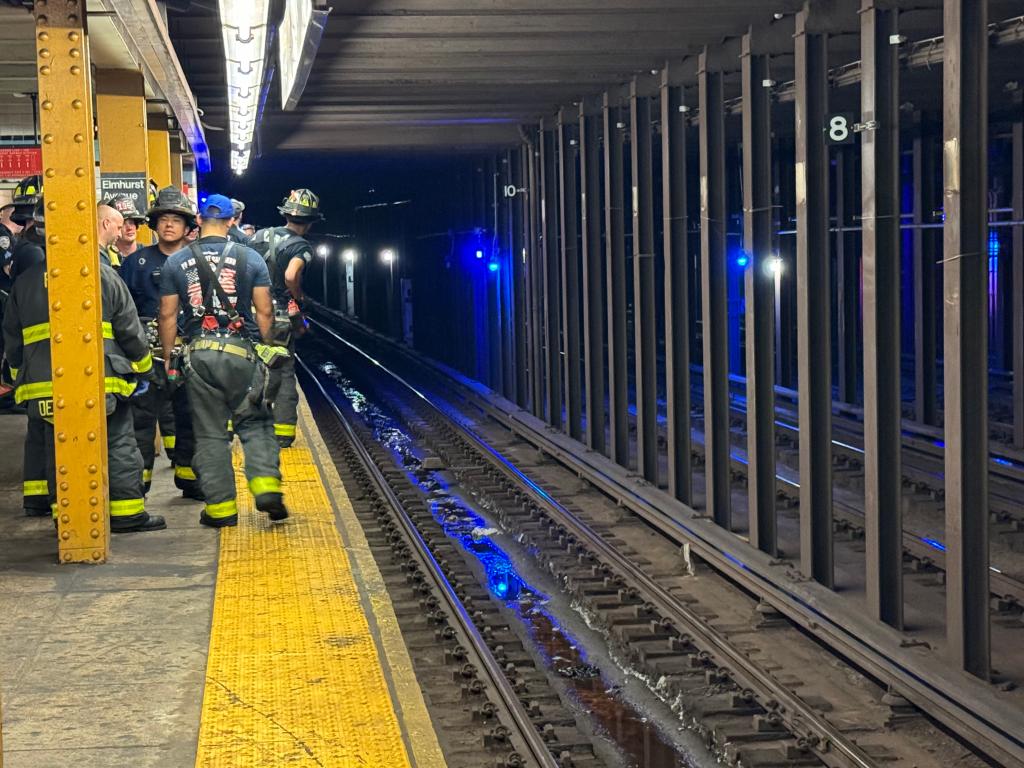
[0,398,445,768]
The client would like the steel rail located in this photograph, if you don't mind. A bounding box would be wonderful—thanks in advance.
[307,311,1024,767]
[297,355,560,768]
[307,321,881,768]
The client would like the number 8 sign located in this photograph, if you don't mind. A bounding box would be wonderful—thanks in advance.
[826,113,856,145]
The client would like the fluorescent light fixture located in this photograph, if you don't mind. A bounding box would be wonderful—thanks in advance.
[316,244,330,258]
[280,0,330,111]
[342,248,357,263]
[380,248,396,264]
[219,0,271,174]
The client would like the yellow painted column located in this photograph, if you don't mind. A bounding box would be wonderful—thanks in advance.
[96,69,151,240]
[34,0,109,563]
[170,150,183,189]
[147,114,172,188]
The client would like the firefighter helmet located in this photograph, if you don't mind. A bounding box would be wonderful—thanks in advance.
[10,175,42,225]
[146,186,197,229]
[105,194,146,223]
[277,188,324,222]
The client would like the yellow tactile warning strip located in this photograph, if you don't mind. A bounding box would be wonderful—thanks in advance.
[194,397,446,767]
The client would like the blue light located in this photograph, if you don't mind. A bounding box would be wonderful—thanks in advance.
[988,230,1000,258]
[922,537,947,552]
[993,457,1013,467]
[736,254,750,268]
[487,261,499,273]
[475,249,484,259]
[932,439,945,449]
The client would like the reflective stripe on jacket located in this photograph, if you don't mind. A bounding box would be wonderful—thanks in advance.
[1,261,151,405]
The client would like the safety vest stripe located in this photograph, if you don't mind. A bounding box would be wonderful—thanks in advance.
[23,480,48,496]
[249,476,281,496]
[162,435,176,449]
[22,322,115,345]
[274,423,297,437]
[205,500,237,519]
[15,376,138,403]
[131,352,154,374]
[110,498,145,517]
[174,465,197,481]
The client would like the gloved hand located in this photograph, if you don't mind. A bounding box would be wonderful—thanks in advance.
[132,379,150,398]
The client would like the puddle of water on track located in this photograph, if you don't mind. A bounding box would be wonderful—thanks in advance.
[315,356,710,768]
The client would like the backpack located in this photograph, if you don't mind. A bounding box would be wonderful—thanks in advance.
[250,227,305,293]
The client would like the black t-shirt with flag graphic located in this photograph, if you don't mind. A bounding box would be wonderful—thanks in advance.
[159,235,270,341]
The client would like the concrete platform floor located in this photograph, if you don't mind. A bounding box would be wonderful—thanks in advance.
[0,410,218,767]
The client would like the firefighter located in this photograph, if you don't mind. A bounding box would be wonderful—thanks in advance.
[97,203,124,269]
[2,201,165,532]
[250,188,322,447]
[158,194,288,528]
[120,187,197,493]
[5,182,48,515]
[228,199,250,244]
[107,195,147,266]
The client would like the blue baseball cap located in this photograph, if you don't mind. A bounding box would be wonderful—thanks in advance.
[199,194,236,220]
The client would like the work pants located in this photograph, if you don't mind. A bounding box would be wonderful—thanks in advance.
[185,339,281,525]
[22,415,48,515]
[169,385,199,496]
[31,396,146,528]
[159,397,176,461]
[268,347,298,446]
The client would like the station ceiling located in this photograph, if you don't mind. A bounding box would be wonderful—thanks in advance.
[168,0,807,159]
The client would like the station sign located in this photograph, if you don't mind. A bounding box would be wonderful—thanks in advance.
[99,171,148,212]
[0,147,43,178]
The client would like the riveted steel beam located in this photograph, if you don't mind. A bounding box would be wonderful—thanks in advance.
[861,0,903,629]
[794,8,833,586]
[699,50,731,529]
[912,114,938,427]
[540,122,563,429]
[741,31,777,555]
[604,94,629,467]
[631,80,658,484]
[35,0,109,564]
[580,101,606,455]
[943,0,990,681]
[661,66,691,504]
[558,108,583,441]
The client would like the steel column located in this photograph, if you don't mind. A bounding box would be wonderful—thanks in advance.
[912,117,938,426]
[836,148,859,405]
[528,138,544,418]
[540,123,563,428]
[861,1,903,629]
[559,109,583,441]
[1013,106,1023,449]
[741,33,777,554]
[35,0,110,563]
[147,113,172,188]
[794,11,833,586]
[507,149,524,404]
[661,68,691,503]
[631,81,658,483]
[604,94,630,466]
[699,51,731,528]
[580,102,607,454]
[514,146,530,408]
[942,0,990,680]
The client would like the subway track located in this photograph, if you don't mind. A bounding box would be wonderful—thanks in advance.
[298,317,1007,768]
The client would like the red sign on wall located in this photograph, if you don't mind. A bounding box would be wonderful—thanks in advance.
[0,148,43,178]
